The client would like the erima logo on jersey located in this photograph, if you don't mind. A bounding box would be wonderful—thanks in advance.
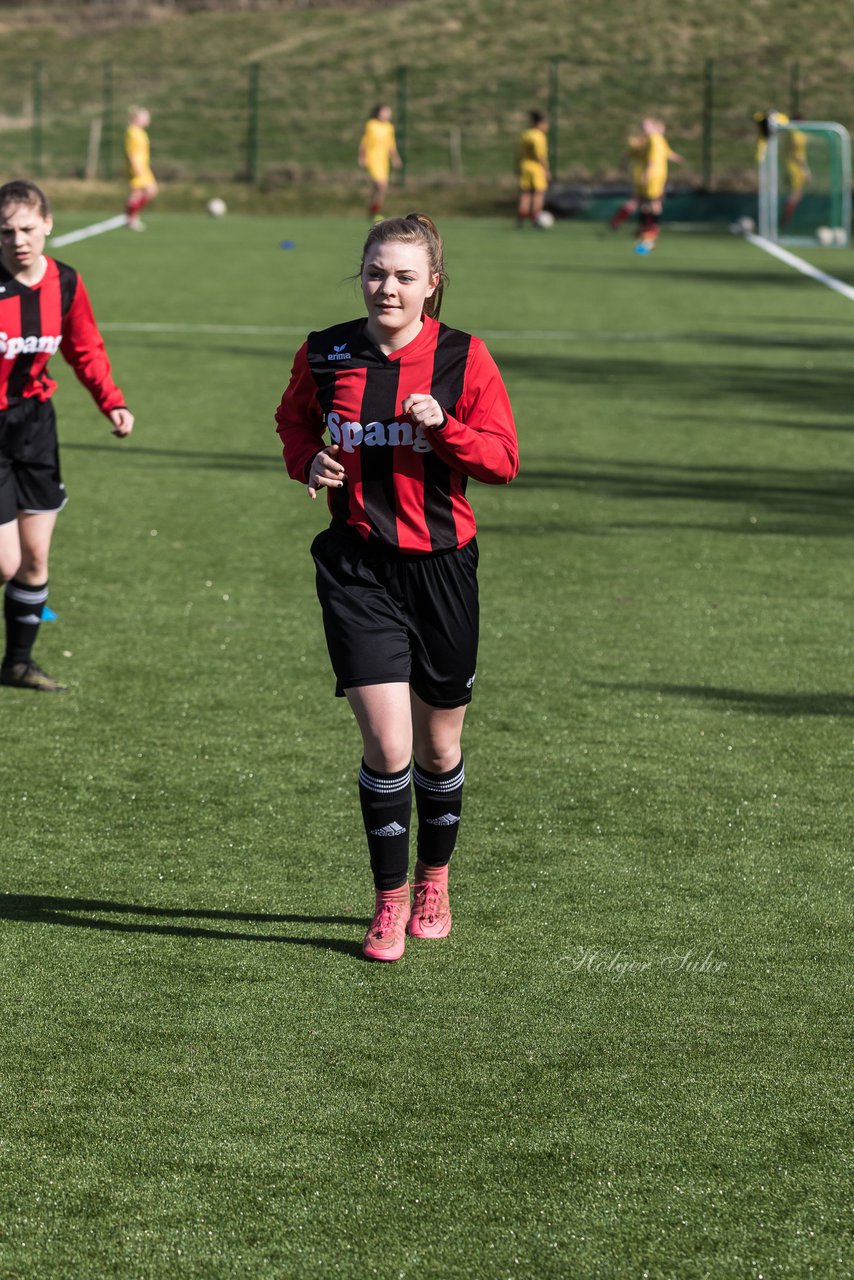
[326,410,433,455]
[327,344,350,361]
[0,332,63,360]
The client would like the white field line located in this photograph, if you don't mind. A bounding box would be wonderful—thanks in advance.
[97,321,723,343]
[51,214,128,248]
[745,232,854,302]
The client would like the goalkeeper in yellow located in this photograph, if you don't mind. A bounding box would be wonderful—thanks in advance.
[125,106,158,231]
[358,104,401,221]
[516,111,551,227]
[634,117,683,254]
[782,115,810,227]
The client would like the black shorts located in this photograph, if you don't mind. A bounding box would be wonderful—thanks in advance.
[0,399,66,525]
[311,524,480,709]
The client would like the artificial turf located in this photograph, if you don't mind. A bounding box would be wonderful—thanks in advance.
[1,215,851,1278]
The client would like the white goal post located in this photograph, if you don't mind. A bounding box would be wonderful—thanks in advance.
[758,116,852,247]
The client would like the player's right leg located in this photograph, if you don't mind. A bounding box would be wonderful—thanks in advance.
[311,526,415,959]
[610,196,638,230]
[1,508,65,692]
[347,683,414,961]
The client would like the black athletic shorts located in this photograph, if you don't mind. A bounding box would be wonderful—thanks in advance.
[0,399,66,524]
[311,524,480,709]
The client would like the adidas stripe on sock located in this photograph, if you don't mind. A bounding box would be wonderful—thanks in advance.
[359,759,412,890]
[414,756,465,868]
[3,579,48,666]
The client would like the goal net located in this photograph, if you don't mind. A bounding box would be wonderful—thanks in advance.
[758,117,852,247]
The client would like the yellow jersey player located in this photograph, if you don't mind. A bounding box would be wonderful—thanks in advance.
[125,106,157,231]
[358,104,401,221]
[516,110,551,227]
[634,117,684,254]
[782,114,809,227]
[609,131,647,230]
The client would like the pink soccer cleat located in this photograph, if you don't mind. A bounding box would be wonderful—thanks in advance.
[362,886,411,962]
[407,864,452,939]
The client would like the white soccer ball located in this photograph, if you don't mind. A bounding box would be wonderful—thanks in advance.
[534,210,555,229]
[730,216,756,236]
[833,227,847,246]
[816,226,834,246]
[207,197,227,218]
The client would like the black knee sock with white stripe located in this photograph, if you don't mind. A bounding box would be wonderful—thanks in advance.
[3,579,48,667]
[359,760,412,891]
[414,756,465,868]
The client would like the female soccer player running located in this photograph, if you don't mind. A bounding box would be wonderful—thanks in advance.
[276,213,519,961]
[358,104,401,222]
[0,180,134,692]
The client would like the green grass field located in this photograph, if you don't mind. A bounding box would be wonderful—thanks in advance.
[1,212,852,1279]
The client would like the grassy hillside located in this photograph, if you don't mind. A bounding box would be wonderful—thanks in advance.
[1,1,853,206]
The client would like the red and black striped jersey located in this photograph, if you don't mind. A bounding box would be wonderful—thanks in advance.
[0,256,125,415]
[275,314,519,554]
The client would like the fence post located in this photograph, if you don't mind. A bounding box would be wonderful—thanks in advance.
[789,61,801,116]
[548,58,560,176]
[396,65,408,185]
[32,62,44,176]
[102,61,114,179]
[246,61,261,183]
[701,57,714,191]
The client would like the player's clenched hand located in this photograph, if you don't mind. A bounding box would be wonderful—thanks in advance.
[308,444,345,500]
[402,393,446,429]
[109,408,134,437]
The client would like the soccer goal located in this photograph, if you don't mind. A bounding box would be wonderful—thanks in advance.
[758,116,852,247]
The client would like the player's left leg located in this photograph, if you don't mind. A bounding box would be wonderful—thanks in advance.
[408,695,466,939]
[127,181,157,230]
[369,176,388,221]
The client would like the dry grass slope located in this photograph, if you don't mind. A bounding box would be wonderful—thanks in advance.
[1,0,853,195]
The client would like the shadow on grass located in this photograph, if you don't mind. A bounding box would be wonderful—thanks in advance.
[509,458,854,534]
[498,349,854,417]
[594,682,854,717]
[0,894,367,955]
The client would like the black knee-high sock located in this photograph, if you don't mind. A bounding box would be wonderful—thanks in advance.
[359,760,412,891]
[3,579,48,667]
[413,757,465,868]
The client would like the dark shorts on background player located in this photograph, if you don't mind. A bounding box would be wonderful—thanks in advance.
[311,524,479,708]
[0,399,66,523]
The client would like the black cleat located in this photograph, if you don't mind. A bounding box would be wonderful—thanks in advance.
[0,661,68,693]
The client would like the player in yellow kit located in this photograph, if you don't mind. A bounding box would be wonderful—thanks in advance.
[358,104,401,221]
[516,111,551,227]
[634,117,683,254]
[124,106,158,232]
[782,114,810,227]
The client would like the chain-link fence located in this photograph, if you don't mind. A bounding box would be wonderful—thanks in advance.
[1,55,851,191]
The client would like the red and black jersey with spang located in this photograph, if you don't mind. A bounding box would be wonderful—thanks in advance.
[0,256,125,414]
[275,314,519,554]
